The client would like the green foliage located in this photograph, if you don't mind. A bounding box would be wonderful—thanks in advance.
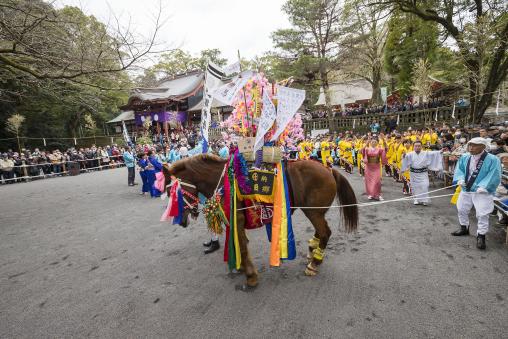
[271,0,342,110]
[137,48,228,86]
[0,0,133,145]
[379,0,508,121]
[384,10,440,95]
[135,136,152,146]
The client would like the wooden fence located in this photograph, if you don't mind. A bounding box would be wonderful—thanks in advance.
[303,106,470,134]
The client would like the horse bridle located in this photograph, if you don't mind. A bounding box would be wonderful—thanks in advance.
[168,163,228,214]
[166,178,200,213]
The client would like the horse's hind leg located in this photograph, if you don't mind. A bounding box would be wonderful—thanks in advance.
[302,210,331,276]
[307,232,320,264]
[237,214,258,288]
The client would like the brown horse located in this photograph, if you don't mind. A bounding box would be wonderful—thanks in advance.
[162,154,358,288]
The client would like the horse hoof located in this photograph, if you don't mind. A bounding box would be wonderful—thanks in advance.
[235,284,257,292]
[304,263,319,276]
[304,267,318,276]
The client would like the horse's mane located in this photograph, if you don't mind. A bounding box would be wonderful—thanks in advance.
[166,154,226,176]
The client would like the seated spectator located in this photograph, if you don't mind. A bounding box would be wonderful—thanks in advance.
[0,154,15,184]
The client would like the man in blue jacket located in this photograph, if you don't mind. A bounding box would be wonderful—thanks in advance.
[122,146,137,186]
[452,137,501,250]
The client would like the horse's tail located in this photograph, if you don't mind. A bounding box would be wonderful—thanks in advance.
[332,168,358,233]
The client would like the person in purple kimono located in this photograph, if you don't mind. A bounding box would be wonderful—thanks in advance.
[146,150,162,197]
[137,153,151,195]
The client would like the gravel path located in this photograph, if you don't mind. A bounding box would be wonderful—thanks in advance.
[0,167,506,338]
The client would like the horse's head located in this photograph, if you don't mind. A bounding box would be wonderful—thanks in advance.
[162,154,227,228]
[162,162,199,228]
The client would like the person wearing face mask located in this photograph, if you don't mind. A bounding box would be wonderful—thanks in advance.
[453,137,469,155]
[452,137,501,250]
[488,139,502,155]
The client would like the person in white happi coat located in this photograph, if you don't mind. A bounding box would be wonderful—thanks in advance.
[452,137,501,250]
[401,140,443,205]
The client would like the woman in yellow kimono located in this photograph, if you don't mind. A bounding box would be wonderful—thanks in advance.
[298,141,312,160]
[320,140,333,166]
[339,137,354,173]
[396,139,412,195]
[430,130,438,145]
[421,129,432,150]
[389,136,401,180]
[355,136,366,176]
[385,136,396,177]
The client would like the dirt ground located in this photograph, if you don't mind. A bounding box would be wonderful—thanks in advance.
[0,167,506,338]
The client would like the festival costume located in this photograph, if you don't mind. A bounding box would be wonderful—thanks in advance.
[362,147,387,199]
[401,150,442,204]
[320,141,333,166]
[421,133,431,150]
[219,146,229,159]
[355,139,364,174]
[168,149,180,163]
[453,150,501,237]
[138,158,151,193]
[146,155,163,197]
[396,144,412,194]
[430,133,438,145]
[339,140,354,173]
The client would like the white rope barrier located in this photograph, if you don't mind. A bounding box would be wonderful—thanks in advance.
[236,184,460,211]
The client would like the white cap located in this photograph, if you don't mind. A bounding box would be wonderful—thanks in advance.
[467,137,490,150]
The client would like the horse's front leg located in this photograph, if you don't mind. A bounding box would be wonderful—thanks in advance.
[236,212,258,288]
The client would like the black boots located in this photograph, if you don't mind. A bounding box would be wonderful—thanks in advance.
[204,240,220,254]
[451,226,486,250]
[476,234,486,250]
[451,225,469,236]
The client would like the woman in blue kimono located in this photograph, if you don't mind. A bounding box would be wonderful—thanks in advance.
[137,153,150,195]
[168,145,181,163]
[146,150,163,197]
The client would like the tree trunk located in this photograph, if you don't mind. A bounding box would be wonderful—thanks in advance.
[370,65,382,104]
[468,74,479,124]
[320,65,333,131]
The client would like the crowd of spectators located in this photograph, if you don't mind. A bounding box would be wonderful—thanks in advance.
[307,97,467,120]
[0,145,126,183]
[0,127,218,185]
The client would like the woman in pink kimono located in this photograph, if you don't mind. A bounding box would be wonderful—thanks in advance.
[362,137,387,201]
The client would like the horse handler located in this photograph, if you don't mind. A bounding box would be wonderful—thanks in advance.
[452,137,501,250]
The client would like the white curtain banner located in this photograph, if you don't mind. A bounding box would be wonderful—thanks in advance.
[254,90,277,152]
[223,61,241,76]
[201,63,225,142]
[212,70,255,106]
[122,120,131,144]
[380,87,388,103]
[451,102,456,119]
[270,85,306,141]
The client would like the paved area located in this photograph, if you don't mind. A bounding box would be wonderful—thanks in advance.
[0,167,506,338]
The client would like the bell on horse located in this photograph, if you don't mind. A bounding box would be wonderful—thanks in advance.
[163,154,359,288]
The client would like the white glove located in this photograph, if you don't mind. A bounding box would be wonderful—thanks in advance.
[477,187,488,194]
[457,180,465,186]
